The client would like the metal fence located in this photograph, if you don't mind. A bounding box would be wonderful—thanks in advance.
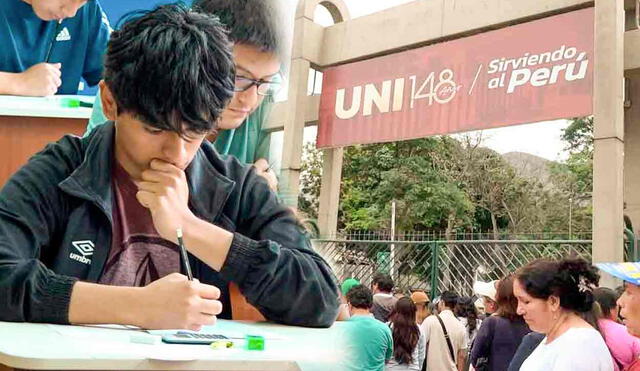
[313,238,592,298]
[336,230,593,241]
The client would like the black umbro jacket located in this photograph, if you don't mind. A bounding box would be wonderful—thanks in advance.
[0,122,339,327]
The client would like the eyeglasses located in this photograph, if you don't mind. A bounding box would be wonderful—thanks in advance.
[234,75,282,96]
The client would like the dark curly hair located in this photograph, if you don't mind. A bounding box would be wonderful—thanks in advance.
[104,4,235,137]
[454,296,479,337]
[346,285,373,309]
[516,258,600,313]
[372,272,394,293]
[390,297,420,365]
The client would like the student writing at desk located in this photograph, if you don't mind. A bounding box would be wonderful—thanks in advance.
[0,5,339,329]
[0,0,110,96]
[85,0,290,321]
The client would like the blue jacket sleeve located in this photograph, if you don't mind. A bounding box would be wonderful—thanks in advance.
[81,0,111,86]
[470,315,495,367]
[218,165,340,328]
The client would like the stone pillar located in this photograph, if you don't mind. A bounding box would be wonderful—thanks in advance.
[593,0,625,286]
[624,76,640,248]
[317,148,344,238]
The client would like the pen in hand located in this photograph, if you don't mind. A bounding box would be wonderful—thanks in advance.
[45,20,63,63]
[177,228,193,281]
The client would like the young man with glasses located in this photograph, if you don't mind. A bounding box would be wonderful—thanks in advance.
[86,0,283,191]
[0,4,339,329]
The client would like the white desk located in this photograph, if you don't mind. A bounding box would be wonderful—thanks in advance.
[0,320,347,371]
[0,95,94,119]
[0,95,93,186]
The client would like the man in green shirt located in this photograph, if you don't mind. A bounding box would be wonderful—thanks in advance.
[343,284,394,370]
[85,0,282,190]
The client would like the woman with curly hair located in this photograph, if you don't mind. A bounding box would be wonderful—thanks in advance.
[515,258,614,370]
[386,297,426,371]
[455,296,482,347]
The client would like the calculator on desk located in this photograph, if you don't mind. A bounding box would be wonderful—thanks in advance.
[161,331,229,344]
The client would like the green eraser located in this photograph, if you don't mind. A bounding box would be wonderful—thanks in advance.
[60,98,80,108]
[245,335,265,351]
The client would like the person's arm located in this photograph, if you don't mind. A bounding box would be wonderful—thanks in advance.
[386,328,394,363]
[69,274,222,330]
[136,159,340,327]
[253,158,278,192]
[0,136,81,323]
[458,319,469,371]
[81,2,111,87]
[0,72,18,95]
[420,317,432,340]
[0,63,61,96]
[457,349,467,371]
[470,316,494,366]
[507,332,545,371]
[417,327,426,368]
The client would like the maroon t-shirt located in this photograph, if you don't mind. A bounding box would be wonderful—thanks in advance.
[98,161,180,287]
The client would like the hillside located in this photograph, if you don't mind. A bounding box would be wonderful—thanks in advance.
[502,151,553,186]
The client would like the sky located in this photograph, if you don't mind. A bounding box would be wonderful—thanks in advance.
[270,0,570,163]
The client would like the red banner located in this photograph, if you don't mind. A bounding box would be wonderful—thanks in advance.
[317,8,594,148]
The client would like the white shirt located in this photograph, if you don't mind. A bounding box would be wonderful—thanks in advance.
[520,327,614,371]
[420,309,468,371]
[458,316,482,348]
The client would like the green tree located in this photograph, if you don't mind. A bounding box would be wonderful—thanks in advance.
[298,142,323,219]
[297,116,594,239]
[546,116,593,235]
[339,138,474,234]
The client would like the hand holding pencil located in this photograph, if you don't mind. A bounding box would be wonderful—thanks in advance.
[135,273,222,331]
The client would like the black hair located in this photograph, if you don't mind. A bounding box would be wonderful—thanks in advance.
[580,302,603,335]
[593,287,619,318]
[347,285,373,309]
[372,272,394,293]
[455,296,479,337]
[440,290,459,309]
[192,0,283,57]
[516,258,600,313]
[390,297,420,365]
[103,4,235,137]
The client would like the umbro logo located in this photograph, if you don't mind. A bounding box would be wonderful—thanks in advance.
[69,240,94,265]
[56,27,71,42]
[72,240,94,256]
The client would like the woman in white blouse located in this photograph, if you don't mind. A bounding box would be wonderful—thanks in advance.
[513,258,614,371]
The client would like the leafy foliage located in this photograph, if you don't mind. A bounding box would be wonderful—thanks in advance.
[297,117,593,237]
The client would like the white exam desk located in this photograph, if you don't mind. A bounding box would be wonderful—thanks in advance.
[0,320,347,371]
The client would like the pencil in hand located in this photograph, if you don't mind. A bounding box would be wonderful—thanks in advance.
[177,228,193,281]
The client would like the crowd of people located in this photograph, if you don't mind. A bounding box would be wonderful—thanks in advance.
[341,259,640,371]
